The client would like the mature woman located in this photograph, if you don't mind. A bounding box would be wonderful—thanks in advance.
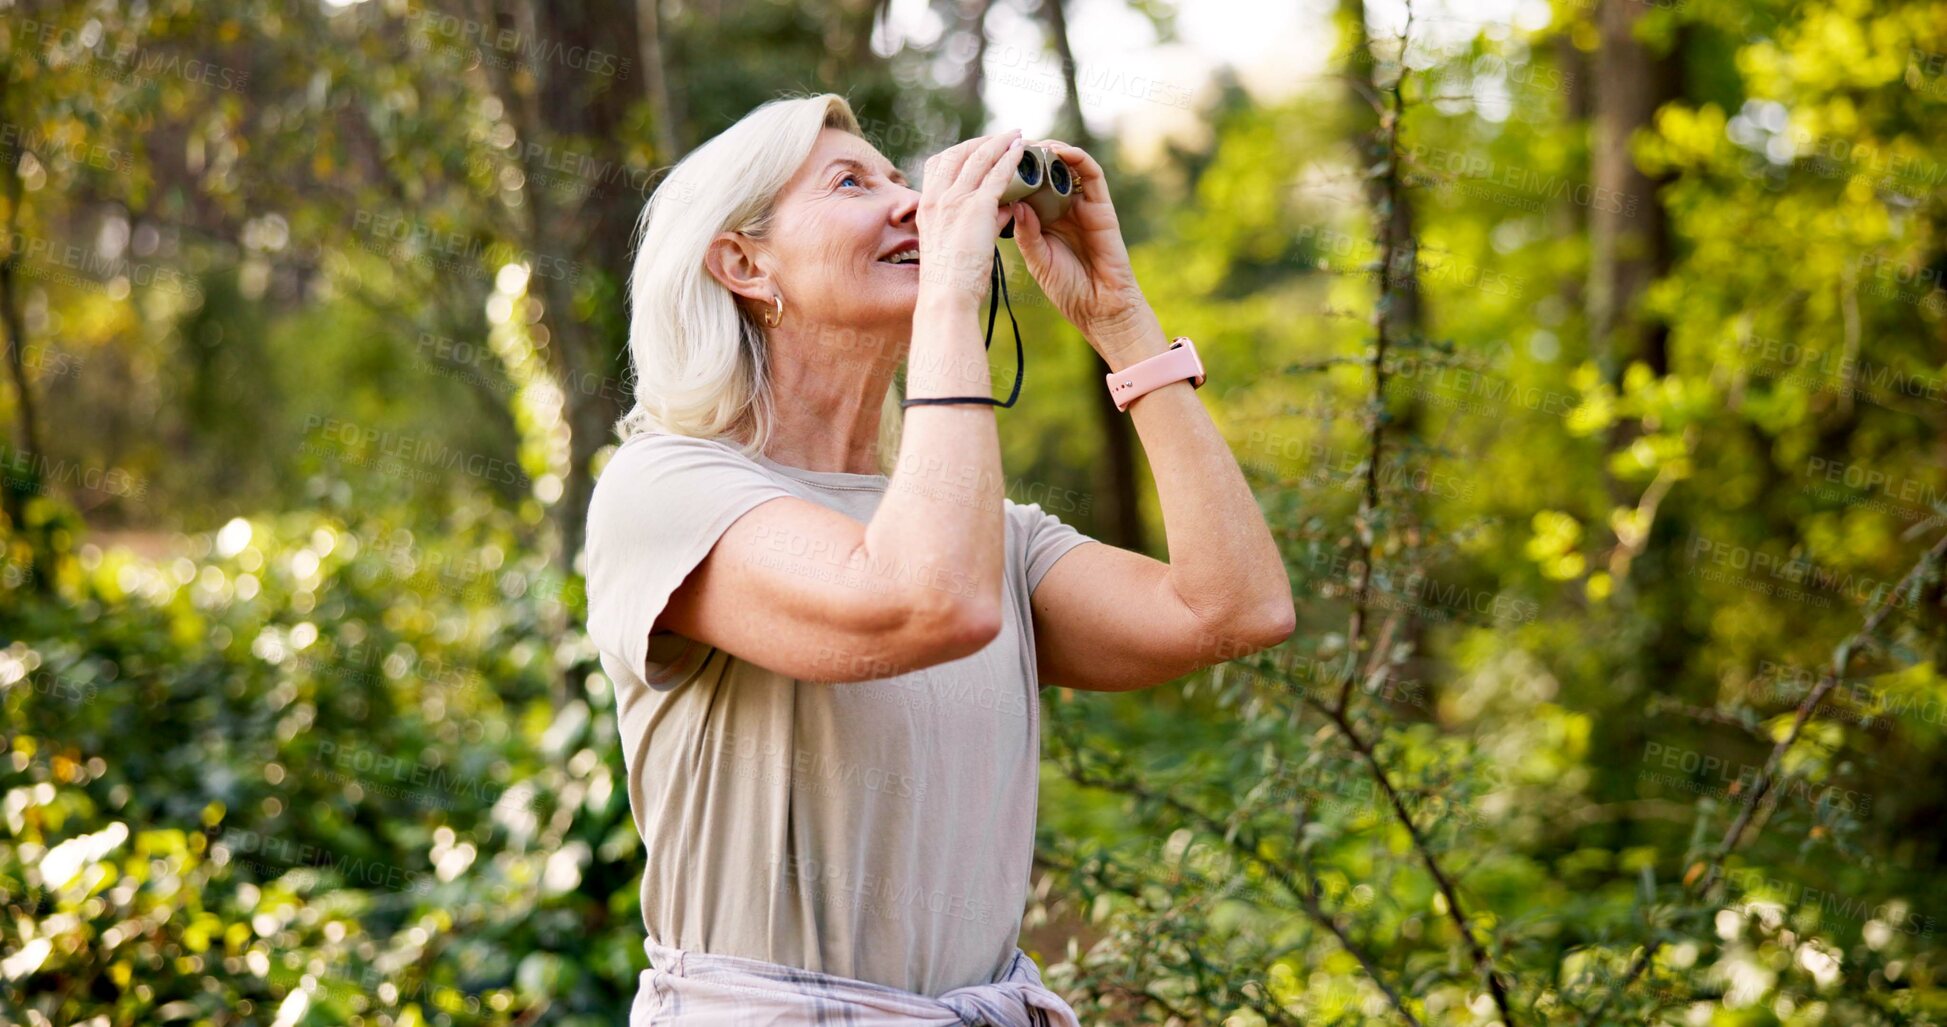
[585,93,1294,1026]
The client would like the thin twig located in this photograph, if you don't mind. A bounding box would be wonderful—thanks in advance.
[1048,721,1424,1026]
[1308,694,1516,1022]
[1311,5,1515,1022]
[1334,6,1414,721]
[1294,800,1427,1027]
[1040,849,1293,1026]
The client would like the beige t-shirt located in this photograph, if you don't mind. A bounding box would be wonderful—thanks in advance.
[584,431,1097,997]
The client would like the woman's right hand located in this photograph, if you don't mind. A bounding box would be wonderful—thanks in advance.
[916,129,1026,307]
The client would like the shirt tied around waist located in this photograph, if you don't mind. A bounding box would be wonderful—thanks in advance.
[633,938,1081,1027]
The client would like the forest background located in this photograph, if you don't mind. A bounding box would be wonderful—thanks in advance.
[4,0,1947,1024]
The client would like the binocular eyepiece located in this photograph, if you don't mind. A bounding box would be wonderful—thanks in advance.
[998,145,1075,239]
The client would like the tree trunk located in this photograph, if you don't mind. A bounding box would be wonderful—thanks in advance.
[1586,0,1686,832]
[636,0,688,159]
[467,0,646,704]
[1042,0,1144,552]
[956,0,993,139]
[0,76,50,592]
[1589,0,1680,381]
[528,0,643,580]
[1554,24,1593,312]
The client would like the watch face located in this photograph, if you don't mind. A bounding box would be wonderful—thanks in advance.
[1174,338,1204,385]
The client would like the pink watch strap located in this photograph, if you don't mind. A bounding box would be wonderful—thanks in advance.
[1106,336,1205,412]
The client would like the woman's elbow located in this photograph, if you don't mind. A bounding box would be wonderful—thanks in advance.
[1217,596,1296,656]
[930,596,1004,662]
[1254,595,1297,648]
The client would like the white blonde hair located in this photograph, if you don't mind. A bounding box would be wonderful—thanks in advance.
[614,91,903,472]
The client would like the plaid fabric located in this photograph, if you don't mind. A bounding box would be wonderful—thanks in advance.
[632,940,1081,1027]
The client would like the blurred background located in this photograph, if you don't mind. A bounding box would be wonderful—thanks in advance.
[4,0,1947,1023]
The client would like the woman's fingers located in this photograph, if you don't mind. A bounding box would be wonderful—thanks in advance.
[973,135,1026,198]
[955,130,1023,193]
[1010,200,1047,269]
[930,132,1005,194]
[921,140,968,195]
[1033,138,1111,206]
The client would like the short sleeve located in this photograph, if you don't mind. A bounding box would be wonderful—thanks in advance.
[585,433,796,686]
[1007,499,1099,595]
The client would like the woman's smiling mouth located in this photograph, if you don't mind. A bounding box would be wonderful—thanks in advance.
[878,241,920,267]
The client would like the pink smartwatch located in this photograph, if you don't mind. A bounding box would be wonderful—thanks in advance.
[1106,336,1205,411]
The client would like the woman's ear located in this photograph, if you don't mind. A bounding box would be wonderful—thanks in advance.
[703,232,773,304]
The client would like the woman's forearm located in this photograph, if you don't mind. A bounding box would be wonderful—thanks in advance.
[1094,306,1294,641]
[861,284,1007,633]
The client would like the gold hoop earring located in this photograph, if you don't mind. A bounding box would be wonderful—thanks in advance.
[761,294,783,328]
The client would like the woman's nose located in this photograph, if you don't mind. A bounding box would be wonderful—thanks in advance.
[890,185,919,226]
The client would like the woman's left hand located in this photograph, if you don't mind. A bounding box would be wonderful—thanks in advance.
[1009,139,1162,364]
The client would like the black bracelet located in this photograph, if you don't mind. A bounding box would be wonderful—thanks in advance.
[900,244,1024,409]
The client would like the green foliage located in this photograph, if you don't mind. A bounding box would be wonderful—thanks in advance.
[3,498,639,1025]
[4,0,1947,1025]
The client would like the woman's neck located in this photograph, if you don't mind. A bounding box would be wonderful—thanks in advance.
[759,325,903,475]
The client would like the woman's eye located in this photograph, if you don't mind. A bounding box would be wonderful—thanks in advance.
[839,174,862,189]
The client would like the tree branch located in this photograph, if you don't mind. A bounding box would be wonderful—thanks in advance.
[1048,714,1424,1026]
[1307,693,1516,1023]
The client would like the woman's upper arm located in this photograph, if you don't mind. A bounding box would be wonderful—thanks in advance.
[1030,542,1291,691]
[586,435,995,686]
[656,494,997,682]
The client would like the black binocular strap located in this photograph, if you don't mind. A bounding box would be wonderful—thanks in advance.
[899,243,1023,410]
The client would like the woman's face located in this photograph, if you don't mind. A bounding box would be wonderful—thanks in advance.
[712,128,925,344]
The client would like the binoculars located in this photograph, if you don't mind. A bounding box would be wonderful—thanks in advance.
[997,145,1075,239]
